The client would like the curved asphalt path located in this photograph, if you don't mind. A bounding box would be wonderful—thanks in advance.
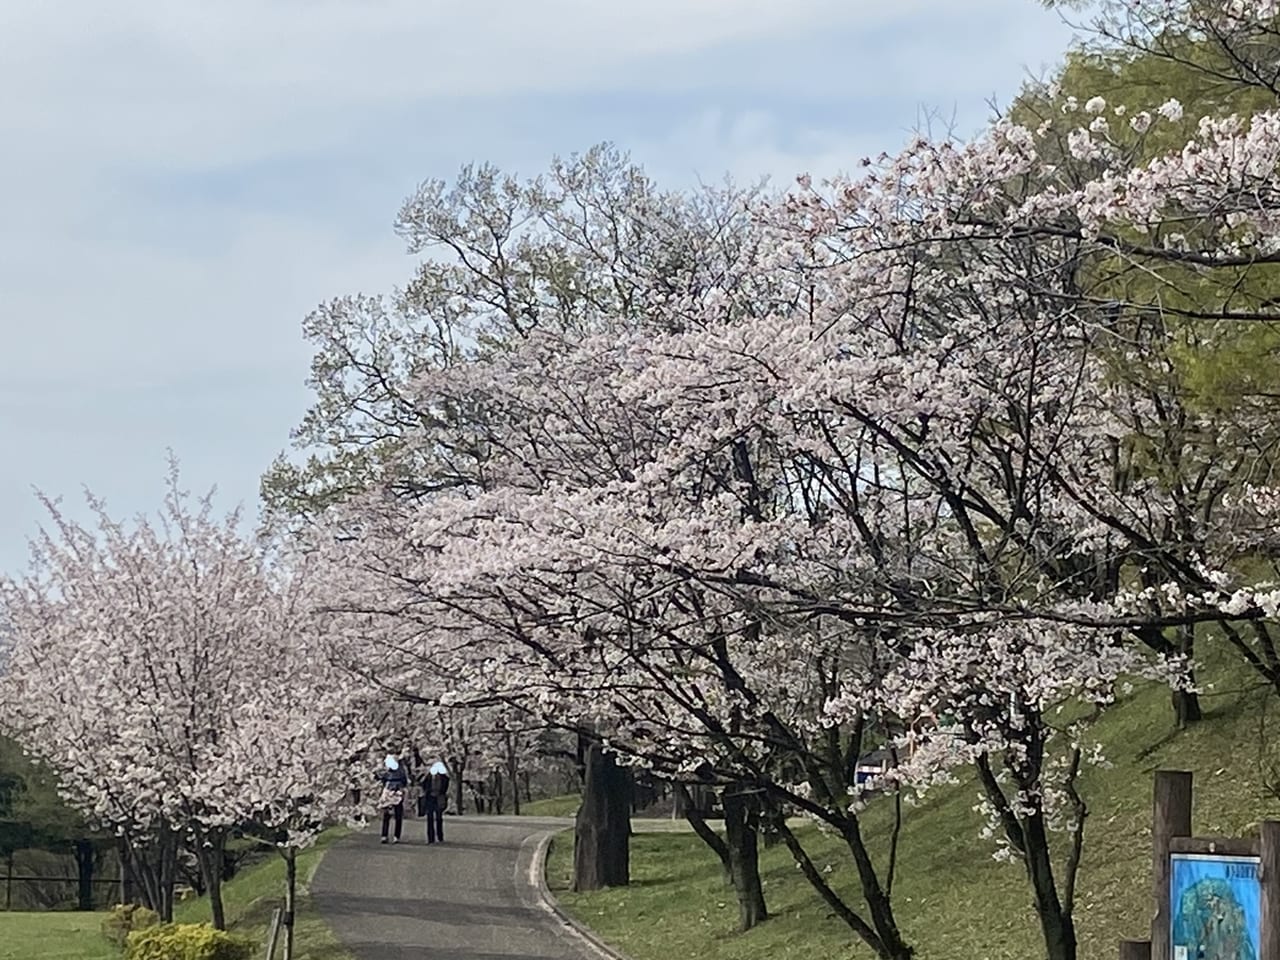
[312,814,605,960]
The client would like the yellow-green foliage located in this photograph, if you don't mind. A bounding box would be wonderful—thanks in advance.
[124,923,253,960]
[100,903,160,949]
[1003,28,1280,489]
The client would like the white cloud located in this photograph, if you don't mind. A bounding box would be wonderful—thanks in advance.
[628,108,882,188]
[1,0,1073,167]
[0,0,1080,570]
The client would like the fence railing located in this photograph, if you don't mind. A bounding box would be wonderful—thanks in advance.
[3,872,118,910]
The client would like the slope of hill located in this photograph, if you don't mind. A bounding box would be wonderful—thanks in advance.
[547,641,1280,959]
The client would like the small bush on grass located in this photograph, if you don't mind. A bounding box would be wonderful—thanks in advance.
[101,903,160,948]
[125,922,253,960]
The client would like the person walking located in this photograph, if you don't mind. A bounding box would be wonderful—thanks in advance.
[376,755,409,844]
[422,760,449,844]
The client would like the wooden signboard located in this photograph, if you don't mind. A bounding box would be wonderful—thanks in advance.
[1126,772,1280,960]
[1168,838,1260,960]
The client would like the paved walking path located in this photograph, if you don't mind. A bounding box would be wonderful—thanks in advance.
[312,814,605,960]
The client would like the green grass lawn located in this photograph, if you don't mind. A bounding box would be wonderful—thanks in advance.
[547,641,1280,959]
[0,828,352,960]
[0,912,118,960]
[522,793,582,817]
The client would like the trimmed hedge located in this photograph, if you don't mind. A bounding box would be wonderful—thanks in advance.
[125,922,253,960]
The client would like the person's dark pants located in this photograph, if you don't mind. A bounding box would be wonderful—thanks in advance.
[382,802,403,841]
[424,796,444,844]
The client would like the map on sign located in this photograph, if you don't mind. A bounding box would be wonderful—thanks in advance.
[1170,853,1261,960]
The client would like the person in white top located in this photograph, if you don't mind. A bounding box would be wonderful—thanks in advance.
[421,760,450,844]
[375,755,408,844]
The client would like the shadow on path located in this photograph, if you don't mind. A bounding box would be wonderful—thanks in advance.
[313,815,599,960]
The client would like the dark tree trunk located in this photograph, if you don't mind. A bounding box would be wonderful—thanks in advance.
[1172,622,1202,726]
[631,774,658,814]
[722,787,768,931]
[126,826,179,921]
[449,755,466,815]
[195,830,227,930]
[117,837,132,907]
[1136,617,1203,727]
[505,733,521,816]
[73,840,94,911]
[281,847,297,960]
[761,806,783,848]
[1024,812,1077,960]
[675,783,731,884]
[572,742,630,891]
[772,812,913,959]
[1171,687,1202,727]
[221,842,240,883]
[157,827,177,923]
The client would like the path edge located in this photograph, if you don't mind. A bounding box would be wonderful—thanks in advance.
[531,828,637,960]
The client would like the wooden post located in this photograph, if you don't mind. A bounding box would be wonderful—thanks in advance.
[1261,821,1280,960]
[263,903,283,960]
[283,849,296,960]
[1152,770,1193,960]
[1119,941,1151,960]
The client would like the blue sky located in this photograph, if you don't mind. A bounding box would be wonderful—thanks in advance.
[0,0,1080,572]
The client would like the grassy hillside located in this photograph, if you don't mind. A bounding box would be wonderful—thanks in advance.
[547,642,1280,959]
[175,829,353,960]
[0,829,352,960]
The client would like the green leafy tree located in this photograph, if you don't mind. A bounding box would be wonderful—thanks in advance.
[1001,11,1280,722]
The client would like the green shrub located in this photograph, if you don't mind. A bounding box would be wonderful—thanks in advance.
[101,903,160,948]
[125,922,253,960]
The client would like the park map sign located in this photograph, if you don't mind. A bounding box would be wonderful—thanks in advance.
[1170,853,1261,960]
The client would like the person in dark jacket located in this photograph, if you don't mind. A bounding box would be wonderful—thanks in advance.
[421,760,449,844]
[376,755,409,844]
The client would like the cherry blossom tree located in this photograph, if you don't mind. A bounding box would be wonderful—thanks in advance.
[278,145,771,907]
[0,465,370,935]
[261,143,763,524]
[285,7,1280,958]
[212,547,372,960]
